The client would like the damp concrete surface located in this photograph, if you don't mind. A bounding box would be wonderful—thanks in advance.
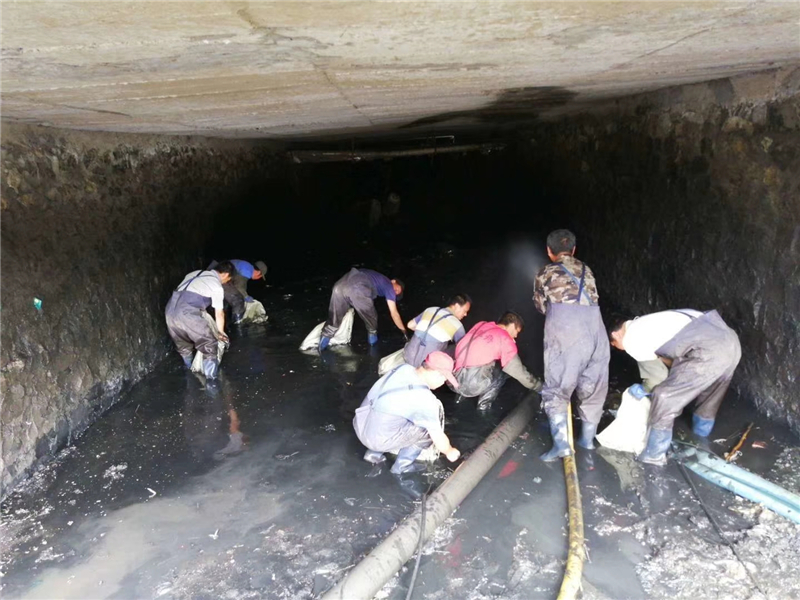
[2,243,800,600]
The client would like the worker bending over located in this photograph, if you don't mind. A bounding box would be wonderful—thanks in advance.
[609,308,741,465]
[224,259,267,323]
[404,294,472,366]
[534,229,609,461]
[353,351,461,474]
[165,261,234,380]
[450,312,542,410]
[319,268,406,350]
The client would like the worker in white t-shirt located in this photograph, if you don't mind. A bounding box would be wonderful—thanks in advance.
[609,309,741,465]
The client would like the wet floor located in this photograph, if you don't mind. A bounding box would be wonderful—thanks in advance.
[2,241,799,600]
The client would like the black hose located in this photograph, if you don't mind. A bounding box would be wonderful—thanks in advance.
[676,460,766,597]
[405,489,429,600]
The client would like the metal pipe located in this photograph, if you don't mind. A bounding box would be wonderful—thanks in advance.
[290,143,506,163]
[322,394,535,600]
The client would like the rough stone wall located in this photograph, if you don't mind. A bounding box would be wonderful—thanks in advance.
[0,125,277,494]
[525,67,800,431]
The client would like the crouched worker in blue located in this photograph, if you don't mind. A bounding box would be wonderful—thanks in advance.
[353,352,462,474]
[403,294,471,366]
[610,309,741,465]
[534,229,609,461]
[165,261,234,380]
[225,259,267,323]
[319,268,407,350]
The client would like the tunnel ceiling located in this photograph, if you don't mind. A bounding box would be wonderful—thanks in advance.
[2,1,799,140]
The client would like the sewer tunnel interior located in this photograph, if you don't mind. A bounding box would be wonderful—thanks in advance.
[2,60,800,600]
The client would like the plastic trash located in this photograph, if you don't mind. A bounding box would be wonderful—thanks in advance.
[377,349,406,375]
[33,297,43,311]
[191,312,228,373]
[299,309,355,350]
[596,387,651,454]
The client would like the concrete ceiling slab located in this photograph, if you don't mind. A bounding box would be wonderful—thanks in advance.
[2,1,799,139]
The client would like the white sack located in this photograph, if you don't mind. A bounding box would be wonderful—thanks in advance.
[596,387,652,455]
[241,299,268,324]
[299,309,355,351]
[377,349,406,376]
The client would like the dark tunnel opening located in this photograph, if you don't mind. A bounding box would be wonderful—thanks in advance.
[1,70,799,599]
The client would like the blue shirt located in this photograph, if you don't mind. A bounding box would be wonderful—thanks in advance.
[360,269,396,301]
[365,365,443,434]
[230,259,255,279]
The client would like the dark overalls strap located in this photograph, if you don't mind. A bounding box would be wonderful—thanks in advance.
[175,270,207,293]
[454,322,493,372]
[557,263,593,306]
[672,309,699,320]
[417,307,451,347]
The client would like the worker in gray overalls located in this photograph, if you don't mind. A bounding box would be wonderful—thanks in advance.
[609,308,741,465]
[165,261,234,380]
[534,229,609,461]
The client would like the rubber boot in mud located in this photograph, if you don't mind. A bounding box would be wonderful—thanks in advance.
[202,357,219,380]
[577,420,599,450]
[476,386,501,411]
[692,414,715,437]
[540,412,574,462]
[637,427,672,466]
[391,446,427,474]
[363,450,386,464]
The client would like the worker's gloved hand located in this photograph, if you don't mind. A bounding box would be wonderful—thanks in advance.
[629,383,650,400]
[244,295,254,302]
[445,448,461,462]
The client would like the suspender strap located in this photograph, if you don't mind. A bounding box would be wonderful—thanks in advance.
[455,322,492,369]
[673,309,699,320]
[370,365,428,405]
[176,270,207,293]
[418,307,451,347]
[557,263,593,305]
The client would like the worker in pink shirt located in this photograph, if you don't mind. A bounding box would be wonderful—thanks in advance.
[449,311,542,410]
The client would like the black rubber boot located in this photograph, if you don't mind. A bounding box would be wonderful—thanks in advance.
[540,412,573,462]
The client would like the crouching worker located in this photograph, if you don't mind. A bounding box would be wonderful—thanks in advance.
[404,294,472,366]
[354,352,461,474]
[609,309,741,465]
[225,259,267,323]
[320,268,407,350]
[165,261,234,380]
[451,312,543,410]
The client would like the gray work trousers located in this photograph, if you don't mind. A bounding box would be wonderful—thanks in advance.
[649,310,741,430]
[453,363,508,406]
[165,292,219,361]
[321,268,378,338]
[403,334,447,368]
[541,303,609,423]
[223,273,249,320]
[353,407,432,454]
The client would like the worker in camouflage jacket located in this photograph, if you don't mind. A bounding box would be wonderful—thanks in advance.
[533,229,609,461]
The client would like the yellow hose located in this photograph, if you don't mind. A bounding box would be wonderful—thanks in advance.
[557,402,585,600]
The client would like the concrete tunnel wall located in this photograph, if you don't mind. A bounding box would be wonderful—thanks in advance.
[1,67,799,494]
[0,128,279,494]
